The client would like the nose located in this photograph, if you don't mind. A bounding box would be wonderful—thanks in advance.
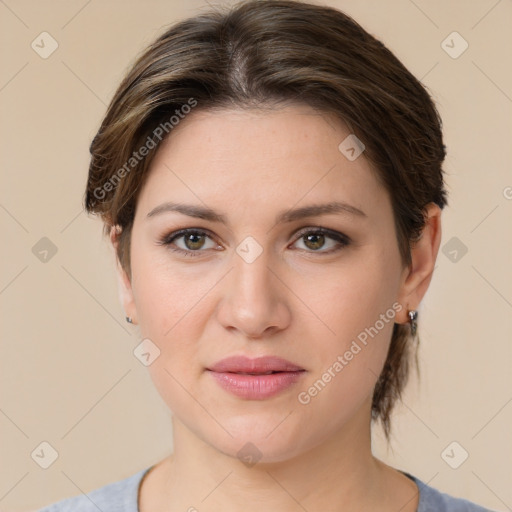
[215,248,292,339]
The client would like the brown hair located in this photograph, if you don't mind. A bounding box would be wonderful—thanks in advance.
[85,0,447,440]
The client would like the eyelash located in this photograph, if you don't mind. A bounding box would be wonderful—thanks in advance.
[157,227,351,258]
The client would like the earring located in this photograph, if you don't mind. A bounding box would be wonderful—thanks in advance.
[126,317,133,324]
[408,310,418,337]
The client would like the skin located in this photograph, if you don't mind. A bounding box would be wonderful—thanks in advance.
[111,104,442,512]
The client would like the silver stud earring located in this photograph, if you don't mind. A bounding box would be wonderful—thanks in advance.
[408,310,418,337]
[126,317,133,324]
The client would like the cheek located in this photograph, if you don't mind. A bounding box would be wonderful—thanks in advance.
[130,256,214,421]
[131,242,216,337]
[295,253,399,346]
[129,247,211,393]
[292,254,401,409]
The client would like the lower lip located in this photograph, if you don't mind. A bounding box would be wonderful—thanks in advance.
[207,370,305,399]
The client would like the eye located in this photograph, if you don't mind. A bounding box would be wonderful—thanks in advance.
[158,229,220,257]
[291,227,350,254]
[158,226,350,258]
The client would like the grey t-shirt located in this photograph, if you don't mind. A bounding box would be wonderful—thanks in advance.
[36,466,495,511]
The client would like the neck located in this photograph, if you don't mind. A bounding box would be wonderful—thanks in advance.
[155,401,391,512]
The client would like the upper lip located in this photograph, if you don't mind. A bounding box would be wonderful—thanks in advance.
[207,355,305,374]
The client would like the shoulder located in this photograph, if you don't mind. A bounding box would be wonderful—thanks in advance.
[36,467,152,512]
[403,472,496,512]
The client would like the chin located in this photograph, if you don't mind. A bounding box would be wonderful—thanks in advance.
[215,437,307,466]
[201,414,315,465]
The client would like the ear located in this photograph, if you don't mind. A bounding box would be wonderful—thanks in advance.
[110,225,138,325]
[395,203,442,324]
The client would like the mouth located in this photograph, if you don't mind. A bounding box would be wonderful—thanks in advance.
[206,355,306,400]
[206,355,305,374]
[227,370,287,375]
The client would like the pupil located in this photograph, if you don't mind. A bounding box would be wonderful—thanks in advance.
[305,233,324,250]
[186,233,205,250]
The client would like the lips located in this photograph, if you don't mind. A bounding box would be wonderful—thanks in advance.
[206,355,306,399]
[206,355,304,374]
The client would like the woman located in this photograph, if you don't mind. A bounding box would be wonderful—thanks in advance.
[38,1,494,510]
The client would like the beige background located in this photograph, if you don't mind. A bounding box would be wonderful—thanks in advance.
[1,0,511,510]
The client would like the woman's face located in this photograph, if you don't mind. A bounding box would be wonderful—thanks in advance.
[122,104,412,462]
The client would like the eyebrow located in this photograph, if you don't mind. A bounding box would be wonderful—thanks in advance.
[146,201,367,225]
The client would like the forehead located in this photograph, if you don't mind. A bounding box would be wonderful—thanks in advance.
[135,105,391,224]
[155,105,351,167]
